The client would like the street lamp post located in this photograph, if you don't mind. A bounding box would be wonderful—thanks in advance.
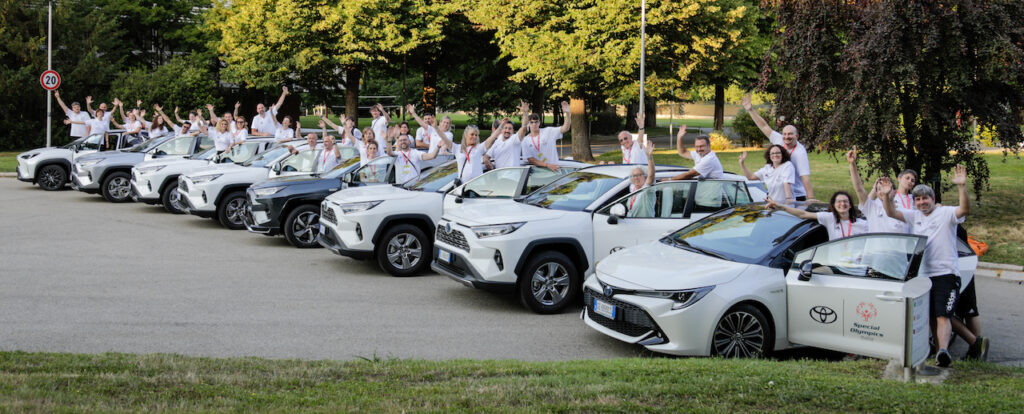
[46,0,53,147]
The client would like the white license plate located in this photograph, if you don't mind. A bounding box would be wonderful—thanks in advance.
[593,299,616,319]
[437,249,452,264]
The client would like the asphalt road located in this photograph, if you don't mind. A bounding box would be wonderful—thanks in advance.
[2,178,1022,364]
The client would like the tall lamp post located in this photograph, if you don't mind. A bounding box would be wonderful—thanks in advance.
[46,0,53,147]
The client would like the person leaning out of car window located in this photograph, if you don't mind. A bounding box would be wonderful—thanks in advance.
[384,125,445,185]
[766,191,868,241]
[668,134,724,181]
[625,141,657,215]
[738,144,795,203]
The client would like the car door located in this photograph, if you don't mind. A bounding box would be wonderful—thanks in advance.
[271,149,321,178]
[786,233,929,360]
[591,181,696,263]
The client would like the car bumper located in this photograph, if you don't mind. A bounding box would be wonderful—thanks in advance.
[70,164,99,191]
[130,171,162,203]
[316,223,372,260]
[431,246,515,293]
[16,160,34,182]
[179,178,216,215]
[319,200,381,257]
[431,220,522,287]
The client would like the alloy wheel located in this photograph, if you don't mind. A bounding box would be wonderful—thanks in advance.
[530,262,570,306]
[712,311,766,358]
[385,233,422,270]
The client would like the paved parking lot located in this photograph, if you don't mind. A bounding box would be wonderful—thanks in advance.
[1,178,1022,364]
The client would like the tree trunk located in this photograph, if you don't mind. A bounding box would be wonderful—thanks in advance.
[344,65,361,122]
[625,103,638,130]
[714,83,725,131]
[645,97,657,128]
[570,93,593,161]
[423,59,437,115]
[531,84,545,126]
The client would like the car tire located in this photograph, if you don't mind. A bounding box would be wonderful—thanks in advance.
[376,224,429,277]
[711,304,773,358]
[283,204,322,249]
[518,251,580,314]
[37,164,67,191]
[217,191,247,230]
[101,171,132,203]
[161,182,185,214]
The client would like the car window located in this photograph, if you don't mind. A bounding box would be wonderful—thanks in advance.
[197,136,215,151]
[598,182,694,219]
[522,171,623,211]
[280,150,319,173]
[245,147,290,167]
[80,134,104,150]
[323,157,361,178]
[806,234,925,281]
[669,207,805,264]
[354,156,394,184]
[524,165,579,194]
[407,161,459,192]
[691,181,752,213]
[219,142,261,164]
[463,168,526,198]
[154,136,194,156]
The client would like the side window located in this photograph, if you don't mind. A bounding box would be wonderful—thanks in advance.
[597,182,693,219]
[280,150,318,172]
[692,181,748,213]
[463,168,525,198]
[786,226,829,270]
[155,137,193,156]
[355,156,393,183]
[81,135,103,150]
[197,136,215,151]
[806,234,924,281]
[525,166,575,194]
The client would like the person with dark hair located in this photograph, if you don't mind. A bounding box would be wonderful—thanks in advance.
[767,191,867,240]
[384,125,446,185]
[252,86,289,136]
[742,93,813,200]
[847,146,909,233]
[370,103,390,144]
[64,107,109,146]
[153,105,199,138]
[484,117,522,169]
[321,114,362,144]
[205,103,237,134]
[520,101,571,171]
[739,144,795,202]
[54,91,91,138]
[669,135,723,180]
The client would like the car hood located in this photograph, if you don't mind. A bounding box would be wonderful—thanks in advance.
[186,163,250,177]
[136,156,205,169]
[444,200,565,226]
[595,241,748,291]
[253,175,340,194]
[79,151,145,166]
[326,184,417,204]
[20,147,72,160]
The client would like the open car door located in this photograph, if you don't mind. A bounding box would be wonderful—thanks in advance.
[786,233,931,361]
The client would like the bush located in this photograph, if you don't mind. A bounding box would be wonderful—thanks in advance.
[110,56,222,113]
[589,111,623,135]
[732,108,770,147]
[709,131,732,151]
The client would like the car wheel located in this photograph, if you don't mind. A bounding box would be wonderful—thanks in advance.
[161,183,185,214]
[283,205,322,248]
[217,191,247,230]
[711,304,773,358]
[518,251,579,314]
[101,172,132,203]
[376,224,428,277]
[37,165,68,191]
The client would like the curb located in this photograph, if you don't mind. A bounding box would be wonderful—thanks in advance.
[976,261,1024,282]
[0,172,16,177]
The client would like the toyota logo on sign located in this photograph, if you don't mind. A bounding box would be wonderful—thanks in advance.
[809,306,837,324]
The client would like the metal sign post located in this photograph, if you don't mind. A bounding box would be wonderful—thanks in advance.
[46,0,53,147]
[639,0,646,128]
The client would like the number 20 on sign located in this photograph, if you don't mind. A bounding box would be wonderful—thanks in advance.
[40,70,61,90]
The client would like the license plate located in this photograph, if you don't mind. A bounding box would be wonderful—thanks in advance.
[593,299,616,319]
[437,249,452,264]
[318,224,325,235]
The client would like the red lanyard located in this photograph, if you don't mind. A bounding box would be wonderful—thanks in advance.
[785,143,796,154]
[839,220,853,238]
[623,146,631,164]
[629,195,637,210]
[896,193,911,209]
[531,134,541,152]
[322,150,329,164]
[400,150,411,165]
[465,145,474,164]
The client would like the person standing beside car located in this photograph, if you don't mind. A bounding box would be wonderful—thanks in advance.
[742,93,814,201]
[668,135,723,180]
[619,112,649,165]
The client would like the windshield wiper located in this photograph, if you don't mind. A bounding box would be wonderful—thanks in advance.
[674,239,728,260]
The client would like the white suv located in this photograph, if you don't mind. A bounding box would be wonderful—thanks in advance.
[431,164,764,314]
[318,160,585,277]
[179,143,331,229]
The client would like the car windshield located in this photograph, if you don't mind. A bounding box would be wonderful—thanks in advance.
[218,142,263,164]
[191,147,218,160]
[244,146,290,167]
[666,205,805,264]
[407,161,459,192]
[323,157,361,178]
[61,135,91,149]
[127,136,170,153]
[522,171,622,211]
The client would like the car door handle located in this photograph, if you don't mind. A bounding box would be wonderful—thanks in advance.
[875,294,903,302]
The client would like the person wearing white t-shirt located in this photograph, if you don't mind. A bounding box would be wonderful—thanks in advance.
[54,91,91,138]
[619,111,649,165]
[321,115,362,144]
[446,125,500,183]
[153,105,200,138]
[767,191,867,240]
[64,108,109,145]
[485,120,523,169]
[845,146,909,233]
[742,93,813,200]
[250,86,289,136]
[173,107,204,132]
[669,135,723,180]
[739,144,795,202]
[147,114,171,140]
[225,118,248,152]
[205,103,238,134]
[404,105,437,150]
[343,126,380,167]
[370,103,390,143]
[208,119,234,154]
[625,142,658,216]
[86,96,116,131]
[879,165,976,367]
[385,128,446,185]
[272,114,299,143]
[315,135,346,174]
[521,100,571,171]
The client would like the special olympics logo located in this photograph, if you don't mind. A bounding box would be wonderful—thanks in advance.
[856,302,878,322]
[809,306,837,324]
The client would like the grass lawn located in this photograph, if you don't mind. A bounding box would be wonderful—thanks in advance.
[597,148,1024,266]
[0,151,19,173]
[1,351,1020,412]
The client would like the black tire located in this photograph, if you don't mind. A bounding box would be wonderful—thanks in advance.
[711,304,773,358]
[161,182,185,214]
[217,191,247,230]
[518,251,580,314]
[101,171,132,203]
[37,164,67,191]
[376,224,429,277]
[283,204,322,248]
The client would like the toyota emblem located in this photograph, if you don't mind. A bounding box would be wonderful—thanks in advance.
[444,222,451,233]
[603,286,614,297]
[809,306,837,324]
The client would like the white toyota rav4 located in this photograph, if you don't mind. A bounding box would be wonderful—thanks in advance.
[431,164,767,313]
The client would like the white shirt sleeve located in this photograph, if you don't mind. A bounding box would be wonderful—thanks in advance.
[792,147,811,178]
[768,130,783,146]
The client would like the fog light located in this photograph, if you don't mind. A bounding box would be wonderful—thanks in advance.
[355,223,362,240]
[493,250,504,271]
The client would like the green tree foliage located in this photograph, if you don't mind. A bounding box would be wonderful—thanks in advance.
[767,0,1024,198]
[95,0,214,68]
[109,55,221,112]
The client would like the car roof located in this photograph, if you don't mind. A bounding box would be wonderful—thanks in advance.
[573,164,689,179]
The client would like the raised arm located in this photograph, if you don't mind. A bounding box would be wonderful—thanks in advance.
[483,122,501,151]
[206,104,220,125]
[233,101,241,119]
[405,104,427,129]
[676,124,693,160]
[951,165,970,218]
[428,118,453,150]
[878,177,906,222]
[558,101,571,134]
[154,104,178,130]
[320,119,328,140]
[340,118,357,146]
[741,93,774,138]
[847,146,868,206]
[737,152,758,181]
[294,121,302,140]
[321,114,341,131]
[86,96,95,114]
[765,196,817,219]
[376,103,391,125]
[384,126,397,157]
[272,86,288,111]
[421,137,443,161]
[53,90,71,114]
[644,141,656,187]
[173,107,185,124]
[635,111,647,149]
[517,100,530,138]
[117,101,128,124]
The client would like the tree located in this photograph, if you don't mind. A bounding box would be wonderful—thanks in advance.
[109,55,221,111]
[767,0,1024,199]
[95,0,214,68]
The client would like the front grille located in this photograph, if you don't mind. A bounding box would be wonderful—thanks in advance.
[584,288,659,337]
[321,203,337,225]
[178,176,190,193]
[435,225,470,252]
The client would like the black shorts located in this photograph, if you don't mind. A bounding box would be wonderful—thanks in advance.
[954,278,979,319]
[930,274,960,319]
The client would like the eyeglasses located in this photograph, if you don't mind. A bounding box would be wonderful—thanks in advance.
[630,173,645,179]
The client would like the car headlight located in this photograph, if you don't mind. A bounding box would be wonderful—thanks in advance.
[471,222,525,239]
[21,153,39,159]
[190,174,222,184]
[633,286,715,310]
[338,200,383,214]
[252,186,285,197]
[135,165,165,174]
[77,159,102,168]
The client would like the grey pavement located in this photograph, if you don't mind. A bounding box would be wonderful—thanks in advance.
[1,177,1022,365]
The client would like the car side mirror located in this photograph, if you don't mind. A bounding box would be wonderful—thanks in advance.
[273,163,282,173]
[342,172,352,184]
[799,259,813,281]
[454,186,464,204]
[607,203,626,224]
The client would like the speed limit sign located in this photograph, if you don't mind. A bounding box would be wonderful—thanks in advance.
[40,70,61,90]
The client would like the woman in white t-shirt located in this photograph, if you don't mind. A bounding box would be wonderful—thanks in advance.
[767,191,867,240]
[209,119,234,154]
[449,124,501,183]
[227,117,248,152]
[272,115,298,143]
[147,113,171,139]
[739,144,795,203]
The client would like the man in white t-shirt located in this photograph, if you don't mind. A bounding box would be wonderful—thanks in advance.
[619,111,649,165]
[317,135,345,174]
[521,100,571,171]
[484,119,522,169]
[742,93,813,200]
[54,91,91,138]
[846,146,909,233]
[413,112,436,149]
[251,86,289,136]
[321,115,361,145]
[385,129,446,185]
[153,105,199,138]
[669,135,723,180]
[205,104,238,134]
[86,96,115,131]
[879,165,977,367]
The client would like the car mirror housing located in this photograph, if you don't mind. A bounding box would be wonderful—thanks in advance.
[799,260,813,281]
[607,203,626,224]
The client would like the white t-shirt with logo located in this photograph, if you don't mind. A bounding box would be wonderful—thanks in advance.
[521,127,562,166]
[754,161,796,202]
[816,212,869,241]
[769,131,810,198]
[621,141,647,165]
[486,134,522,169]
[860,198,910,234]
[693,151,724,179]
[393,149,424,184]
[454,143,487,182]
[67,110,91,137]
[903,206,961,278]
